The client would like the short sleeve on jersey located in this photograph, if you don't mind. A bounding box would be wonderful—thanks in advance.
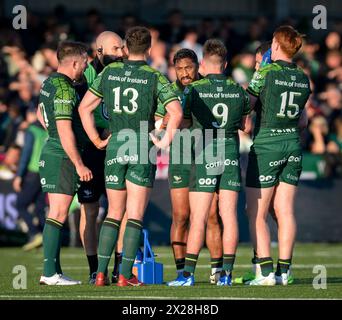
[247,65,272,97]
[156,74,178,107]
[155,100,167,118]
[89,70,104,98]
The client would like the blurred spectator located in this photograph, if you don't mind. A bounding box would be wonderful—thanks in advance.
[328,116,342,153]
[117,13,139,39]
[13,107,47,251]
[197,18,217,45]
[317,49,342,92]
[318,83,342,130]
[40,42,59,73]
[306,115,330,154]
[300,39,321,80]
[167,44,182,82]
[83,8,105,43]
[149,26,168,74]
[0,102,22,152]
[179,27,203,62]
[232,50,255,88]
[160,9,187,44]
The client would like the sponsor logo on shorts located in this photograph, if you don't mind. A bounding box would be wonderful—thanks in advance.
[269,156,301,167]
[38,160,45,168]
[40,179,56,190]
[105,175,119,184]
[107,154,139,166]
[258,175,276,183]
[130,171,150,183]
[205,159,239,169]
[226,180,241,187]
[173,175,182,183]
[286,174,299,182]
[198,178,217,186]
[288,156,301,162]
[269,158,287,167]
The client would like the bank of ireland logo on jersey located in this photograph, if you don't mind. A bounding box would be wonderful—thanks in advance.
[40,178,46,185]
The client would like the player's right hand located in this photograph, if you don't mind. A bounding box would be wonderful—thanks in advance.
[76,165,93,182]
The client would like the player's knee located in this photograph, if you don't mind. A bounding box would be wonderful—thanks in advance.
[172,212,189,229]
[207,211,220,228]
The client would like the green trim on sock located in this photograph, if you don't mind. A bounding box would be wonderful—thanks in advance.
[276,258,292,276]
[223,254,236,272]
[184,253,199,274]
[210,257,223,269]
[258,257,273,277]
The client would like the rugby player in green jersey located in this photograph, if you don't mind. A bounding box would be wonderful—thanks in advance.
[155,49,223,284]
[37,41,94,285]
[168,39,251,286]
[79,26,183,286]
[76,31,126,285]
[245,26,311,286]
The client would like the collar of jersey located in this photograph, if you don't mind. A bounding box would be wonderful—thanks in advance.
[123,59,147,66]
[274,60,297,68]
[206,73,227,80]
[53,72,74,84]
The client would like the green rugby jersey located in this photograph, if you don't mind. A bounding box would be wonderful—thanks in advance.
[155,81,184,118]
[84,58,108,129]
[89,59,178,134]
[247,60,311,142]
[38,72,87,153]
[183,74,250,137]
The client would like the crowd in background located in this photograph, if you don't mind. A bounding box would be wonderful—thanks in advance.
[0,7,341,180]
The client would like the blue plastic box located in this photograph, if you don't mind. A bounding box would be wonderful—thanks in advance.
[132,229,163,284]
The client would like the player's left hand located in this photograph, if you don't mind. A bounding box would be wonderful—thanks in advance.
[95,134,111,150]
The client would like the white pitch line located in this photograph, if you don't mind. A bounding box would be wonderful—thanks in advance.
[0,295,341,300]
[54,251,342,259]
[34,263,342,270]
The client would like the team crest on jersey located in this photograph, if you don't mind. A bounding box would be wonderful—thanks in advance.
[102,103,109,120]
[183,87,190,95]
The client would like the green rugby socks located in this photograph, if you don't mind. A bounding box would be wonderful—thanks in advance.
[97,218,121,274]
[43,218,63,277]
[121,219,143,279]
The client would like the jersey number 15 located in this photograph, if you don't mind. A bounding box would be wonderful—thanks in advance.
[277,91,302,119]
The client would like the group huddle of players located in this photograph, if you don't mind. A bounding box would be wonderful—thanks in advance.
[36,25,311,287]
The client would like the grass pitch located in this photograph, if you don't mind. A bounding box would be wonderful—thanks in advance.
[0,243,341,300]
